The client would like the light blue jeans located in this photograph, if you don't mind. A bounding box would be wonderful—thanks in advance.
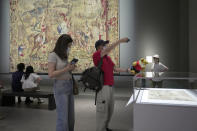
[53,79,74,131]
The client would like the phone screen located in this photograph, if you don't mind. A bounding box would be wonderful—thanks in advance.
[71,58,78,64]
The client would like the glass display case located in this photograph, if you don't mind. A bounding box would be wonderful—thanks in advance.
[132,72,197,106]
[131,72,197,131]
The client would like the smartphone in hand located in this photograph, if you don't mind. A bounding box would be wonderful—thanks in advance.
[71,58,78,65]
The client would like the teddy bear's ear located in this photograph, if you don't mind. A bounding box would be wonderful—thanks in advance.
[132,61,137,66]
[140,58,145,62]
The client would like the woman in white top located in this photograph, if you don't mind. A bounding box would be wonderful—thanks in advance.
[151,54,168,88]
[21,66,41,91]
[48,34,76,131]
[21,66,43,103]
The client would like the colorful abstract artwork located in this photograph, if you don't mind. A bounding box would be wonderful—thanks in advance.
[10,0,119,73]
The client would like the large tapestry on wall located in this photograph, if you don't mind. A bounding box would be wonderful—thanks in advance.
[10,0,119,73]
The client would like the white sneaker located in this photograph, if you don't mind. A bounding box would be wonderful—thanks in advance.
[38,99,44,104]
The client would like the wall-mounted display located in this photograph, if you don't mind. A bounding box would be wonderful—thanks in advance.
[10,0,119,73]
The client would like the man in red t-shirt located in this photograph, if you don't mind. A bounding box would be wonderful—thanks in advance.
[93,38,129,131]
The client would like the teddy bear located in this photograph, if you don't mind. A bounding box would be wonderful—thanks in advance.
[130,58,148,75]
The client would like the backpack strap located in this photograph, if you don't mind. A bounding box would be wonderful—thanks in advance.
[94,57,104,105]
[95,92,98,105]
[97,57,103,69]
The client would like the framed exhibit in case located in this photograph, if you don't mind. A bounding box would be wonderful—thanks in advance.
[140,88,197,106]
[131,72,197,131]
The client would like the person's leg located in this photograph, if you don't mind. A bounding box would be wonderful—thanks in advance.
[68,94,75,131]
[18,96,22,103]
[37,98,44,103]
[18,88,24,103]
[141,79,146,87]
[54,80,73,131]
[96,86,110,131]
[29,87,44,103]
[25,97,30,102]
[54,93,69,131]
[152,81,156,88]
[24,88,35,104]
[158,81,163,88]
[106,86,114,129]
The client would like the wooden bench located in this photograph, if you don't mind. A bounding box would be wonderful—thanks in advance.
[1,90,56,110]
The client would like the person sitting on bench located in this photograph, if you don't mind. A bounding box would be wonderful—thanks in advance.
[12,63,32,104]
[21,66,44,104]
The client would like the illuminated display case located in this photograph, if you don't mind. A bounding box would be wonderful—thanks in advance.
[130,72,197,131]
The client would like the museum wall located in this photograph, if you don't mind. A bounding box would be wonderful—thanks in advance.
[134,0,189,72]
[179,0,189,72]
[0,0,193,74]
[189,0,197,73]
[119,0,136,69]
[0,0,135,74]
[0,0,10,73]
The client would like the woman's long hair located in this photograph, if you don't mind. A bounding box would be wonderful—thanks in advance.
[24,66,34,80]
[53,34,73,60]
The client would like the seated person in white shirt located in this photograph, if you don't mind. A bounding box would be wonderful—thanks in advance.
[21,66,43,103]
[151,54,168,88]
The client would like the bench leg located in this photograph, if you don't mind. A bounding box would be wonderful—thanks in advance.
[2,96,15,106]
[48,95,56,110]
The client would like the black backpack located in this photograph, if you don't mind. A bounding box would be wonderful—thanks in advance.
[79,57,103,105]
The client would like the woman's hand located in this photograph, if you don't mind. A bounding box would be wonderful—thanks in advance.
[48,62,77,78]
[35,77,42,84]
[64,64,76,72]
